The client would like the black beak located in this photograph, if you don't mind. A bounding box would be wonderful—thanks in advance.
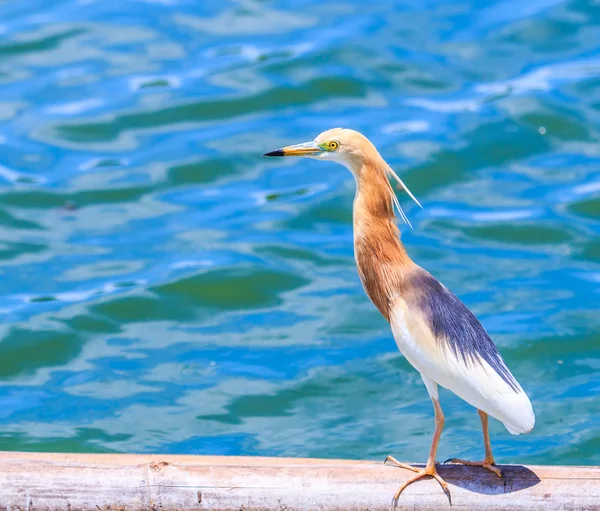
[262,149,285,157]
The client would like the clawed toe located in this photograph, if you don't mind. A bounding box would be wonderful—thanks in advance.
[444,457,503,478]
[483,462,503,478]
[384,455,420,473]
[386,459,452,507]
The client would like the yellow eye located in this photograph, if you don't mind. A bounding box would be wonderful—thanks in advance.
[327,141,339,151]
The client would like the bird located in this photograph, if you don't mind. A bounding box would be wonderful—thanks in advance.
[263,128,535,506]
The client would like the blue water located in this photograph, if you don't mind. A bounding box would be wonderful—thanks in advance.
[0,0,599,465]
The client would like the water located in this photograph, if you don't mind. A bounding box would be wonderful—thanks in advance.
[0,0,599,466]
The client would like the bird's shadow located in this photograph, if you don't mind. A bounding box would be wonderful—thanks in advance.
[436,463,541,495]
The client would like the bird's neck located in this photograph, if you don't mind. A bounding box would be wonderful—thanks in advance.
[354,161,395,219]
[352,160,414,321]
[352,159,405,248]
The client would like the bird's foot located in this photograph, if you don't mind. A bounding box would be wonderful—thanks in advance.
[384,457,451,507]
[444,457,503,478]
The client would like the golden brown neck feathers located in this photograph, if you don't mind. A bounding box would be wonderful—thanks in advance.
[353,157,414,321]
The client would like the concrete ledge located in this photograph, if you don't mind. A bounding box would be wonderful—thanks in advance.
[0,451,598,510]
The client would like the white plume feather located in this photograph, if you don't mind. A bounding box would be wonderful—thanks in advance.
[384,166,422,229]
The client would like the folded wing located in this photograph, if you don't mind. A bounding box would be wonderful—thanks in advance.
[390,268,534,435]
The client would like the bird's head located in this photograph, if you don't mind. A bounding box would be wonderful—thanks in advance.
[263,127,422,226]
[262,128,375,174]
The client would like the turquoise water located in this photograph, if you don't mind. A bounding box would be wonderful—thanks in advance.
[0,0,599,466]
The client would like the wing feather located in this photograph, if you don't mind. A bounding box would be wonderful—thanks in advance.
[391,268,535,435]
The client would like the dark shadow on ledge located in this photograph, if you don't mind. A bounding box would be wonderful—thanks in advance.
[437,464,541,495]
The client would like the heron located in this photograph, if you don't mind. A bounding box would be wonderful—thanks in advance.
[263,128,535,506]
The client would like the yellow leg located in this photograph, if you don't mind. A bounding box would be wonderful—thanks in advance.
[384,398,451,507]
[444,410,503,478]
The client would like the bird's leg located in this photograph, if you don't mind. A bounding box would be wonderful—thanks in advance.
[444,410,503,477]
[385,397,451,507]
